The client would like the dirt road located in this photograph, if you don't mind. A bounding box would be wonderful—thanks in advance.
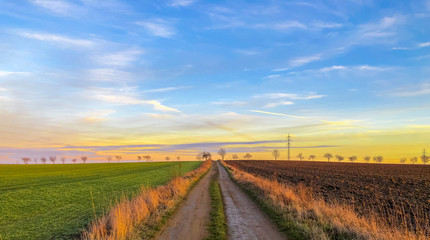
[155,163,216,240]
[217,161,286,240]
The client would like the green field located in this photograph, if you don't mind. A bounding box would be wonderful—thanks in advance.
[0,161,202,240]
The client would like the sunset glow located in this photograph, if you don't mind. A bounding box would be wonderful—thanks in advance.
[1,0,430,163]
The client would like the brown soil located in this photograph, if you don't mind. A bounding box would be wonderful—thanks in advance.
[155,164,216,240]
[217,161,286,240]
[225,160,430,233]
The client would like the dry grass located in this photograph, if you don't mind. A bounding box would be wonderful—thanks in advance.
[221,161,428,240]
[83,160,211,240]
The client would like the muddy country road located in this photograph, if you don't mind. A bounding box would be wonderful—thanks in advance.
[217,161,285,240]
[156,162,285,240]
[156,164,216,240]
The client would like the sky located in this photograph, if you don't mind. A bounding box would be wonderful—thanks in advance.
[0,0,429,163]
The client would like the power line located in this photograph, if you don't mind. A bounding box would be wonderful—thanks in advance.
[286,134,292,160]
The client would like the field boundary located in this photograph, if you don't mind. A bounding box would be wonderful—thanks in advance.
[82,160,211,240]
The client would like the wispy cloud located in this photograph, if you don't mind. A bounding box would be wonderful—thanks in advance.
[92,48,143,67]
[256,92,326,100]
[30,0,77,15]
[0,71,30,77]
[289,54,322,67]
[250,110,363,127]
[169,0,196,7]
[89,87,181,112]
[135,19,176,38]
[419,42,430,48]
[389,82,430,97]
[143,86,191,93]
[263,101,294,108]
[211,101,247,107]
[86,68,133,82]
[18,32,94,47]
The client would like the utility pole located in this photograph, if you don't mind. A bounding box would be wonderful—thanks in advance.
[286,134,292,160]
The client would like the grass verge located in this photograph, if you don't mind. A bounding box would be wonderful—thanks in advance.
[206,166,227,240]
[220,161,427,240]
[83,160,211,240]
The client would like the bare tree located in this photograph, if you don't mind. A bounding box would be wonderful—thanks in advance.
[218,148,227,160]
[243,153,252,160]
[61,157,66,164]
[165,156,170,161]
[363,156,371,163]
[41,157,47,164]
[324,153,333,162]
[137,156,142,162]
[272,150,280,160]
[107,156,112,163]
[410,156,418,164]
[373,156,383,164]
[421,154,429,164]
[196,153,202,161]
[309,155,316,161]
[34,158,38,164]
[201,151,211,160]
[81,156,88,164]
[348,156,357,162]
[400,158,407,164]
[22,158,31,165]
[176,156,180,161]
[145,155,151,161]
[296,153,304,161]
[72,158,77,163]
[232,154,239,160]
[49,156,56,164]
[335,155,344,162]
[115,155,121,163]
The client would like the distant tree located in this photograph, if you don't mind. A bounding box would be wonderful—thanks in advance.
[324,153,333,162]
[41,157,47,164]
[421,153,429,165]
[34,158,38,164]
[137,156,142,162]
[373,156,383,164]
[335,155,344,162]
[243,153,252,160]
[115,155,121,163]
[297,153,304,161]
[410,156,418,164]
[49,156,56,164]
[107,156,112,163]
[309,155,316,161]
[363,156,371,163]
[144,155,151,161]
[176,156,180,161]
[272,150,280,160]
[165,156,170,161]
[400,158,407,164]
[22,158,31,165]
[81,156,88,164]
[196,153,202,161]
[232,154,239,160]
[61,157,66,164]
[72,158,77,163]
[218,148,227,160]
[201,151,211,160]
[348,156,357,162]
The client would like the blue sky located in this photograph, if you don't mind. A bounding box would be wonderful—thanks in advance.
[0,0,429,162]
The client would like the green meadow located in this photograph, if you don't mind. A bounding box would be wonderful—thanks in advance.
[0,161,202,240]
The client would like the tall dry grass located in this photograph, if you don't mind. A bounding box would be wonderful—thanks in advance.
[221,161,428,240]
[83,160,211,240]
